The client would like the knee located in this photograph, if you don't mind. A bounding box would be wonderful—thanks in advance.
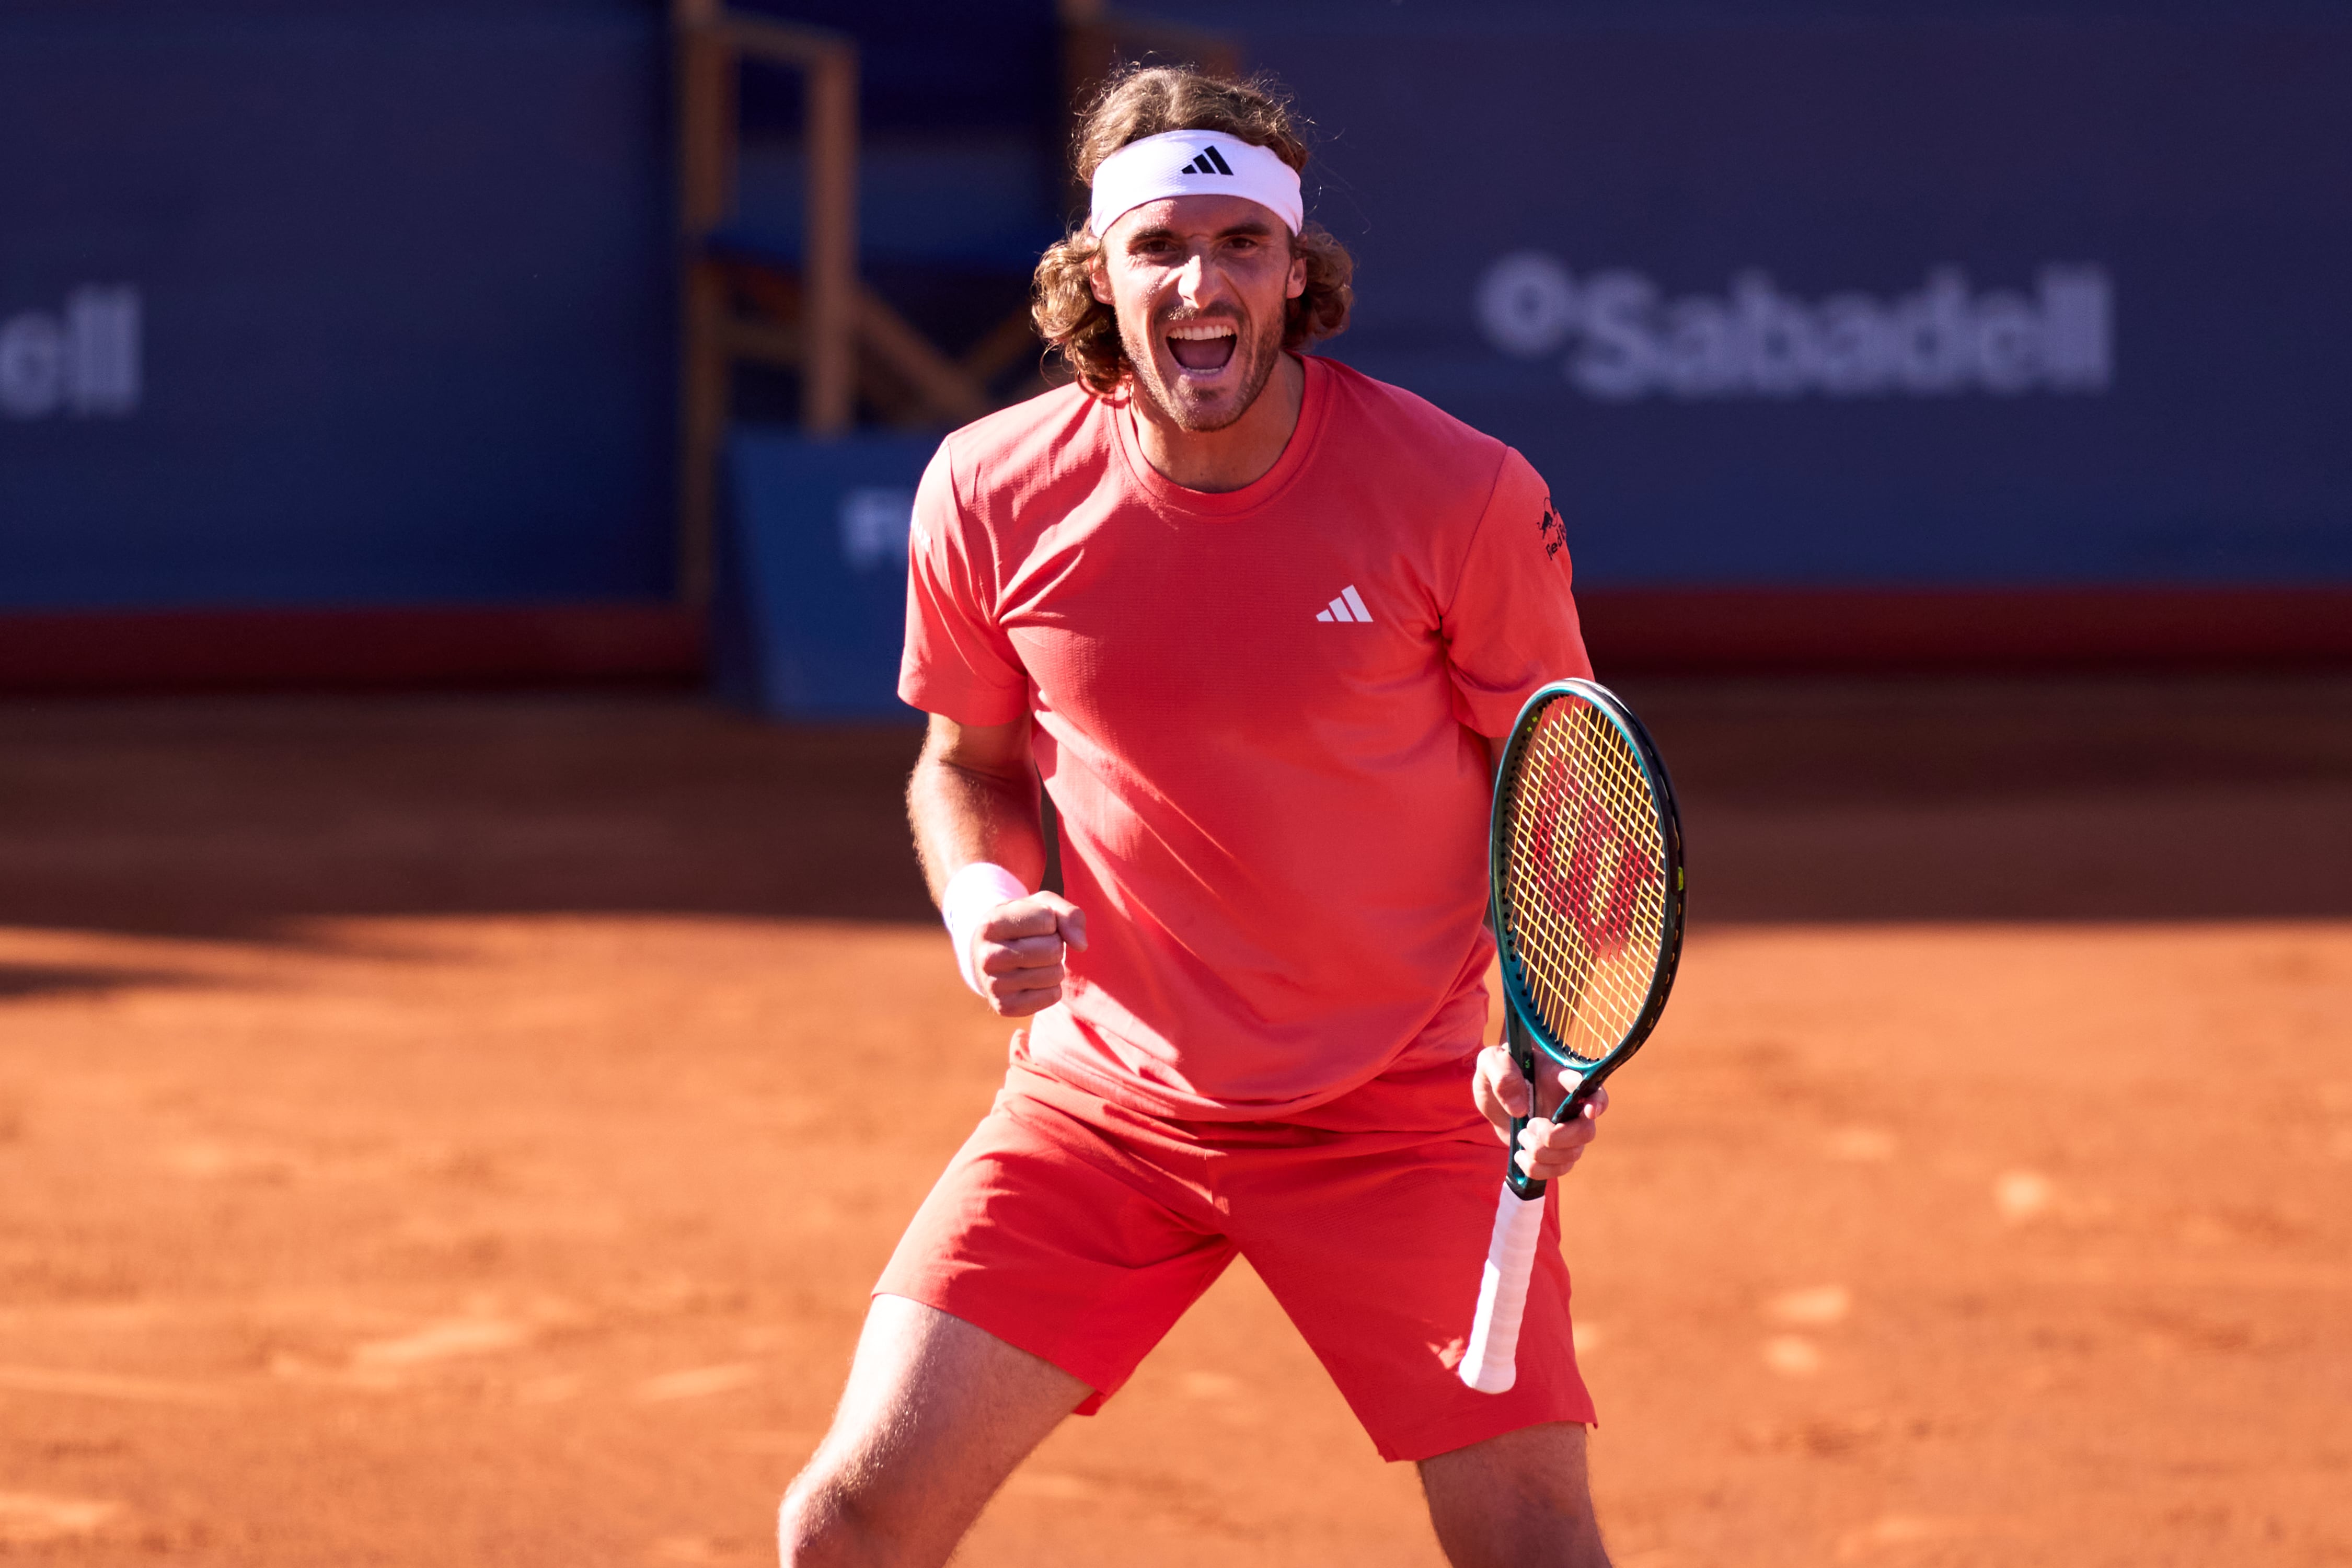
[776,1466,870,1568]
[778,1459,920,1568]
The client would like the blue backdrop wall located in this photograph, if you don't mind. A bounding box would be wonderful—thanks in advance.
[0,1,675,612]
[1158,3,2352,589]
[9,1,2350,637]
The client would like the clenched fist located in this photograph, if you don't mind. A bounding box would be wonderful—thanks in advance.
[965,893,1088,1018]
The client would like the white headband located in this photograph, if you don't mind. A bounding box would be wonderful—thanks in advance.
[1088,129,1305,239]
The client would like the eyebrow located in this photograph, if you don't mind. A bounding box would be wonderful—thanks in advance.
[1125,220,1276,248]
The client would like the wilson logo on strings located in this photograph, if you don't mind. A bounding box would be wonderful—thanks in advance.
[1535,762,1652,960]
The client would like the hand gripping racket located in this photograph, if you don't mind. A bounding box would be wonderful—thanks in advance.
[1457,678,1685,1395]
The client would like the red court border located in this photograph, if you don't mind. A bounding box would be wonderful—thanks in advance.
[0,604,705,694]
[0,588,2345,694]
[1576,586,2352,675]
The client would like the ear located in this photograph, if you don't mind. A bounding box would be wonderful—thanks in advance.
[1089,248,1114,307]
[1285,248,1308,302]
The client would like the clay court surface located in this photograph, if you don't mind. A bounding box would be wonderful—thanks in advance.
[1,677,2347,1566]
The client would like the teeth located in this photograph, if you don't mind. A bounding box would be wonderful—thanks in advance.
[1166,324,1237,340]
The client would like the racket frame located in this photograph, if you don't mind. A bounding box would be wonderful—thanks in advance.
[1489,678,1686,1200]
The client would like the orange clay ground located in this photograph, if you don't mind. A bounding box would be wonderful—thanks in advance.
[1,678,2348,1566]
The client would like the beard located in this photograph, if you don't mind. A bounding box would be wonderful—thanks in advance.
[1119,304,1288,434]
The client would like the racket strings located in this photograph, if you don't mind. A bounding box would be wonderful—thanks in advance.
[1500,699,1670,1064]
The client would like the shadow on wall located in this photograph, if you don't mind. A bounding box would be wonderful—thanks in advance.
[0,678,2344,985]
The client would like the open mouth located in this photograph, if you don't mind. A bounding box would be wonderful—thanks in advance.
[1166,320,1238,374]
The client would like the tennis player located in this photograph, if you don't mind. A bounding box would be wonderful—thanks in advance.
[780,66,1611,1568]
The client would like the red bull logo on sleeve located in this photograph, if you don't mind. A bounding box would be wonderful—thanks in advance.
[1477,255,2111,402]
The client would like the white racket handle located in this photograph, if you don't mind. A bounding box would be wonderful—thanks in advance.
[1458,1181,1546,1394]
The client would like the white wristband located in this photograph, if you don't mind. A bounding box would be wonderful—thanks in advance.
[941,862,1030,996]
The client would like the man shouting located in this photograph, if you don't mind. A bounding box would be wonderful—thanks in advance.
[780,65,1611,1568]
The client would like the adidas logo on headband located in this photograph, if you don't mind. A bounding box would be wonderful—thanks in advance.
[1089,129,1306,237]
[1178,145,1236,177]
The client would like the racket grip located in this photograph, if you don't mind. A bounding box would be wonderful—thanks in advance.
[1457,1180,1546,1394]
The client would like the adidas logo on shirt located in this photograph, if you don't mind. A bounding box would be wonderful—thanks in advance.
[1315,585,1374,624]
[1179,145,1236,177]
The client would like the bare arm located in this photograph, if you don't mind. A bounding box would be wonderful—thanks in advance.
[907,712,1086,1018]
[907,712,1048,901]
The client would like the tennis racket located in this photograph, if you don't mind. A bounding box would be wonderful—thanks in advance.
[1457,678,1684,1395]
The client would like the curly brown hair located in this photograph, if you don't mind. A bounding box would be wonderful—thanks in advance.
[1032,65,1355,396]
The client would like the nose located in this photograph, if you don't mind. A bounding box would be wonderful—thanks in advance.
[1173,250,1209,307]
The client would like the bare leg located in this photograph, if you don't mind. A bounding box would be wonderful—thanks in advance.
[1418,1422,1611,1568]
[778,1294,1092,1567]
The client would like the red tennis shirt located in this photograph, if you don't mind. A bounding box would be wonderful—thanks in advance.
[901,354,1592,1121]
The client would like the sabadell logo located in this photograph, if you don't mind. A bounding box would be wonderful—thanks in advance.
[1475,253,2111,402]
[1,285,142,420]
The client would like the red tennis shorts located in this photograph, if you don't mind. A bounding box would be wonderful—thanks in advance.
[873,1044,1595,1463]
